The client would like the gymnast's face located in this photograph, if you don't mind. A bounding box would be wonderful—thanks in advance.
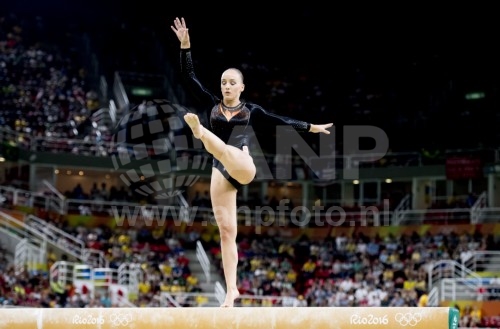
[221,69,245,103]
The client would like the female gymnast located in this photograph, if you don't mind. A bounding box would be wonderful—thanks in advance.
[171,17,333,307]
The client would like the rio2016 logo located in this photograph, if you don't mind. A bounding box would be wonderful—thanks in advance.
[71,314,104,325]
[111,99,209,199]
[349,314,389,325]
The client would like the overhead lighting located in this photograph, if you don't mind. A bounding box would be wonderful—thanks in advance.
[465,92,485,100]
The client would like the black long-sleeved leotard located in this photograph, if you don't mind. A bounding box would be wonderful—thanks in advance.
[180,48,311,188]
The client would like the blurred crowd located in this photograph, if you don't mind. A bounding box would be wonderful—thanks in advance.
[0,13,111,155]
[2,219,500,327]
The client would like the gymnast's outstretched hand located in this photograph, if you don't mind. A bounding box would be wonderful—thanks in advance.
[171,17,190,49]
[310,123,334,134]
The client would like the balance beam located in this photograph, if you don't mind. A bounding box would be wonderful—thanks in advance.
[0,307,459,329]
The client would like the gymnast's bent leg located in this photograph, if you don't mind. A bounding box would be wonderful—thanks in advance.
[184,113,256,185]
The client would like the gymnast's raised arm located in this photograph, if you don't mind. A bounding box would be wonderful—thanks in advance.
[171,17,219,111]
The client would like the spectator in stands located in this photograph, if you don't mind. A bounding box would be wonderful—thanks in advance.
[293,294,308,307]
[171,17,333,307]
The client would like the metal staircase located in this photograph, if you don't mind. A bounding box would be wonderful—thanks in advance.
[25,214,107,268]
[160,241,224,307]
[0,209,106,268]
[0,211,58,274]
[427,260,483,306]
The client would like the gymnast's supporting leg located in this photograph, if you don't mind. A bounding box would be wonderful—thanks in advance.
[184,113,256,185]
[210,168,240,307]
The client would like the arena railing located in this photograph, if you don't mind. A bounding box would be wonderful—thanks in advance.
[392,208,474,226]
[0,211,49,274]
[1,185,496,227]
[427,260,484,307]
[2,126,498,169]
[113,71,130,114]
[25,214,107,268]
[462,250,500,273]
[196,240,211,283]
[0,209,107,268]
[49,260,143,305]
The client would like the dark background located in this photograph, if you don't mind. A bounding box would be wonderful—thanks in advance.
[2,1,499,151]
[4,1,497,76]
